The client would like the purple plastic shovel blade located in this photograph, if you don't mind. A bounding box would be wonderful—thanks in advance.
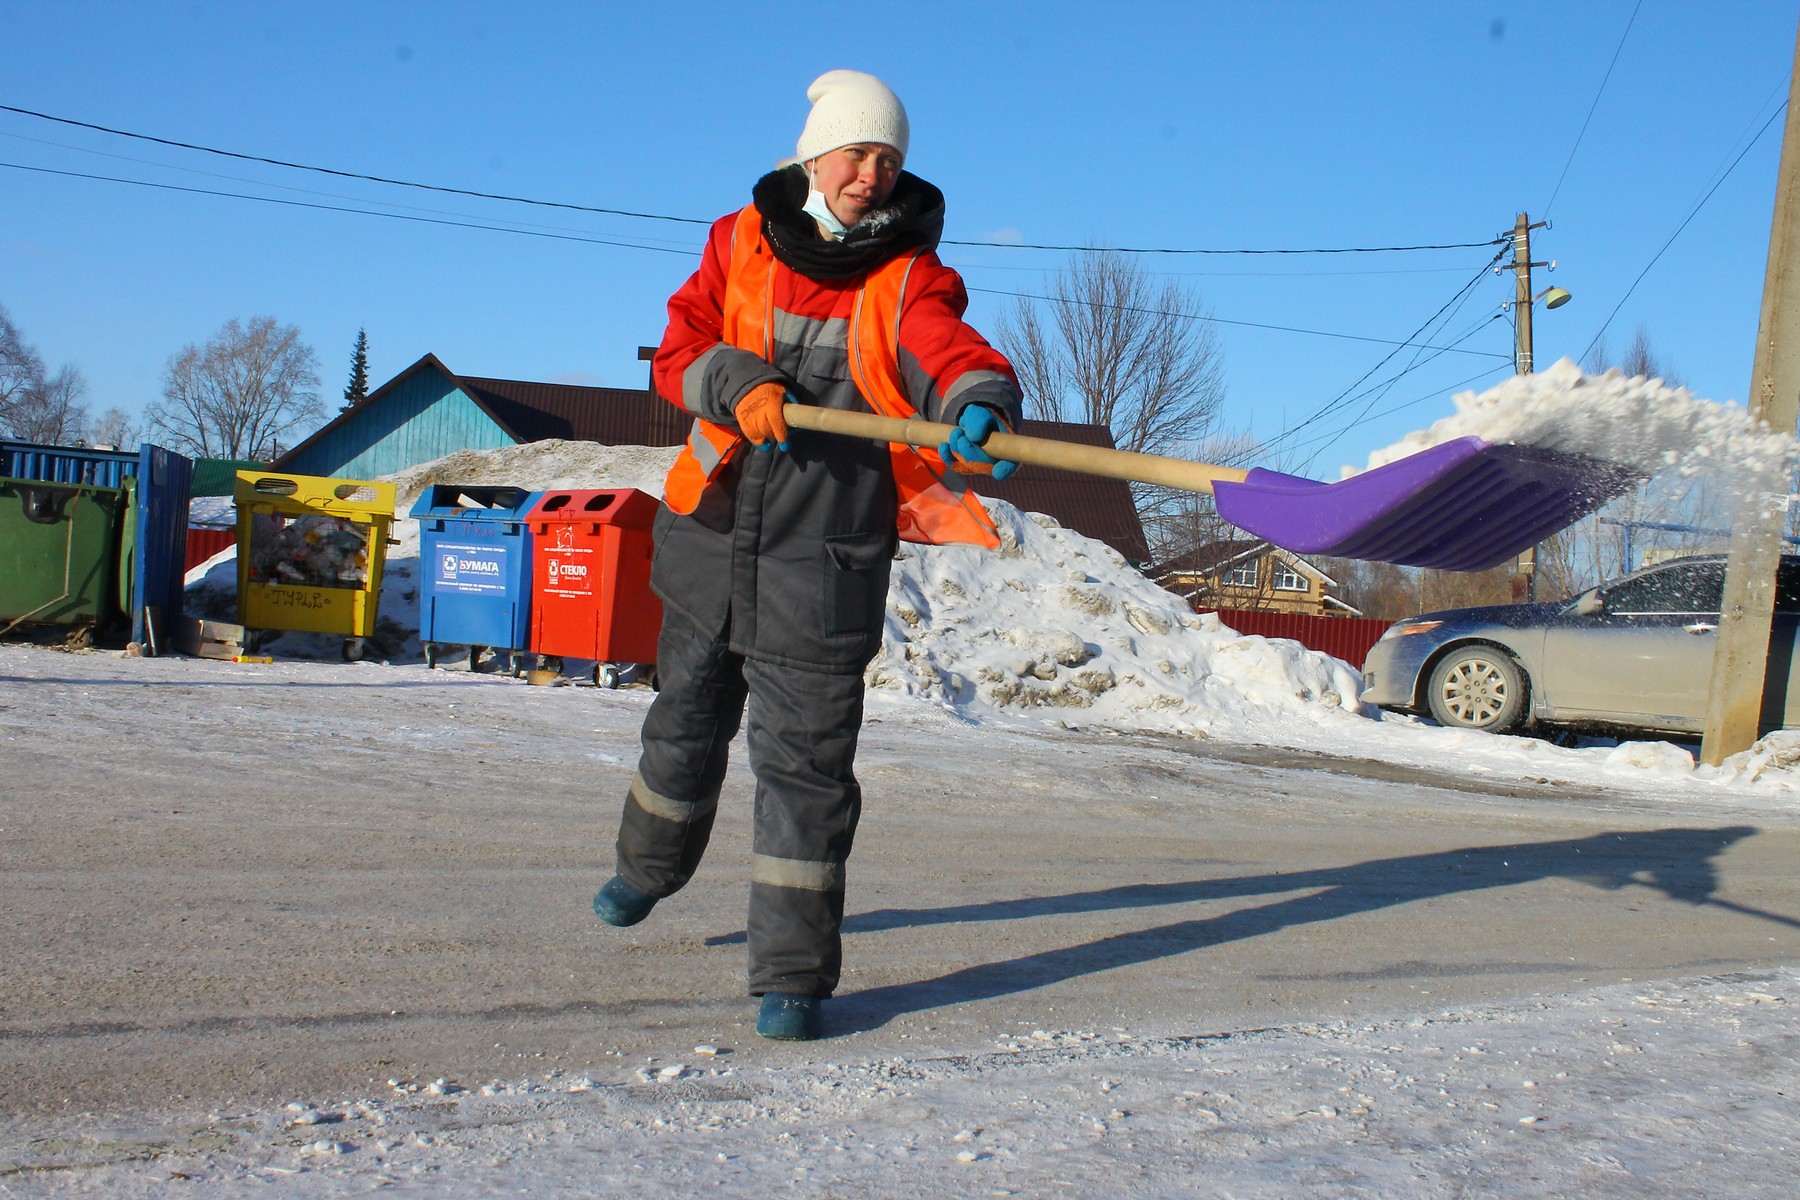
[1210,436,1641,571]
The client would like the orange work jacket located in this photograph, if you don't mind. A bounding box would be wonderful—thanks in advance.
[661,206,1000,550]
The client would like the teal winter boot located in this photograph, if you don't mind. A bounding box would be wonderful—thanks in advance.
[592,876,657,927]
[756,993,824,1041]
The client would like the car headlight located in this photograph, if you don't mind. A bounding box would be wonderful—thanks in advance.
[1381,620,1443,640]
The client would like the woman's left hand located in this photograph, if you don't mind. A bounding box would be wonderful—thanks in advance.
[939,406,1017,480]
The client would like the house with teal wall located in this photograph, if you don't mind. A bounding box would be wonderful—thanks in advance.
[273,353,687,479]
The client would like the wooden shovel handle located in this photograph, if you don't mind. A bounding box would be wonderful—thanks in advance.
[781,404,1250,495]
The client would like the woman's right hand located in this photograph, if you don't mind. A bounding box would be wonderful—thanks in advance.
[736,382,791,452]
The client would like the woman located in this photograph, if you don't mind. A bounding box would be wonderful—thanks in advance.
[593,69,1021,1041]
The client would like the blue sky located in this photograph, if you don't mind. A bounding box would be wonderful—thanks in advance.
[3,0,1795,473]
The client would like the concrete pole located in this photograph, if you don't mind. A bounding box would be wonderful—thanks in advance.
[1700,23,1800,765]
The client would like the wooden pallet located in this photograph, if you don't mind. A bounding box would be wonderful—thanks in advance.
[172,616,249,661]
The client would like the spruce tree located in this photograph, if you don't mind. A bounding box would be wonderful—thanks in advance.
[341,328,370,412]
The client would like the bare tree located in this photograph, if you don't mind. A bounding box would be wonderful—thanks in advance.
[1,303,47,436]
[1137,427,1267,564]
[1,306,95,445]
[1418,564,1516,612]
[997,252,1242,564]
[146,317,323,459]
[1318,556,1420,621]
[996,251,1227,454]
[88,406,141,450]
[7,365,89,444]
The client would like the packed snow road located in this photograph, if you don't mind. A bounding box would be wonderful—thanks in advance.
[2,645,1799,1195]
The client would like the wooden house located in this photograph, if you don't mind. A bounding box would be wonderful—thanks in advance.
[1154,538,1360,617]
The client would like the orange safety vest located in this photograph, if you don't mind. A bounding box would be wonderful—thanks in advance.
[662,206,1001,549]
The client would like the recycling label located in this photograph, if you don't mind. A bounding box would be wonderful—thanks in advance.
[542,547,595,597]
[433,542,511,595]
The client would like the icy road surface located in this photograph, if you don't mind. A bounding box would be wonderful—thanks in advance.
[2,648,1798,1197]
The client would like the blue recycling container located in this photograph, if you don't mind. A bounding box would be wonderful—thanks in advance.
[409,484,540,674]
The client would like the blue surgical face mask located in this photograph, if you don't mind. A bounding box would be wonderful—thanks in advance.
[802,166,849,239]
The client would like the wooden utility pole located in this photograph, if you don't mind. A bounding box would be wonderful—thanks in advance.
[1511,212,1549,599]
[1512,212,1536,375]
[1701,22,1800,765]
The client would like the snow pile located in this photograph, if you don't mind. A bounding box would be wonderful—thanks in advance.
[869,503,1363,735]
[1359,359,1799,489]
[379,438,679,513]
[1706,728,1800,786]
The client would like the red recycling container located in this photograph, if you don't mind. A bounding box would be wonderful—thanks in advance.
[526,488,663,685]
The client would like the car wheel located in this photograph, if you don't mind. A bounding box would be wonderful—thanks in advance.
[1426,645,1527,732]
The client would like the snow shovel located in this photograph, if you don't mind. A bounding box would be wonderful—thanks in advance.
[781,404,1642,572]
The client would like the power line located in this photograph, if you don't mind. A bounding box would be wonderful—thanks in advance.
[950,257,1487,278]
[1260,247,1511,453]
[1578,99,1789,365]
[1542,0,1642,220]
[0,161,701,256]
[964,285,1510,357]
[0,127,703,248]
[1277,362,1515,462]
[941,235,1504,255]
[6,156,1520,358]
[1296,282,1505,469]
[0,102,713,227]
[0,101,1504,257]
[1286,314,1510,463]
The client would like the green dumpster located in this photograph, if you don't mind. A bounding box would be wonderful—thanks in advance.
[0,475,126,646]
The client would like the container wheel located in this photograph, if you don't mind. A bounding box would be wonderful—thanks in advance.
[343,637,366,663]
[536,654,564,675]
[596,664,621,689]
[647,664,660,692]
[508,651,525,678]
[423,642,439,669]
[64,626,94,651]
[468,645,486,672]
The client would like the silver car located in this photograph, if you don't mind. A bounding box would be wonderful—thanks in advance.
[1361,554,1800,736]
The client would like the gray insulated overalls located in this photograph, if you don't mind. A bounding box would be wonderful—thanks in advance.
[612,167,1019,998]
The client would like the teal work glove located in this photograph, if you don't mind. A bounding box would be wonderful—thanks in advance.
[938,406,1017,481]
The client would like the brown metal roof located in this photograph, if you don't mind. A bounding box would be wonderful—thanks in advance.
[966,420,1150,564]
[459,376,691,447]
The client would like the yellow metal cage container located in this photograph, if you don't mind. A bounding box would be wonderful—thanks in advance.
[234,472,397,660]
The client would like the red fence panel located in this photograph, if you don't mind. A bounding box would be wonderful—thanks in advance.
[184,527,236,573]
[1199,608,1393,669]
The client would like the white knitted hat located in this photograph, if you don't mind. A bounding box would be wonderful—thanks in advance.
[793,69,909,164]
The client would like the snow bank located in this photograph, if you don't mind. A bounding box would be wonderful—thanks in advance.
[1359,360,1799,490]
